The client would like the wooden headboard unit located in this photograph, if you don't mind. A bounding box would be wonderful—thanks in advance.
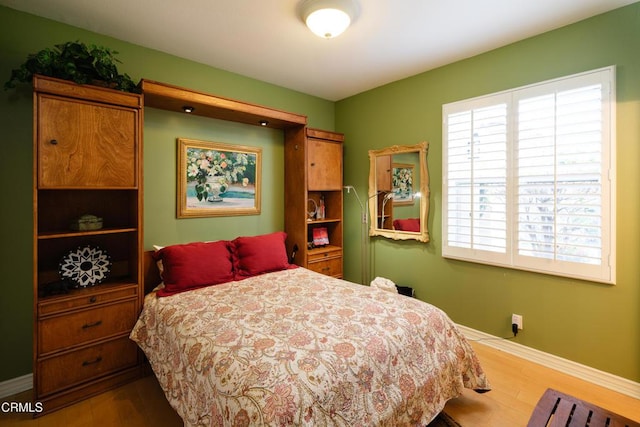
[143,250,161,294]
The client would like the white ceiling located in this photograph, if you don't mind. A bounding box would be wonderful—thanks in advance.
[1,0,636,101]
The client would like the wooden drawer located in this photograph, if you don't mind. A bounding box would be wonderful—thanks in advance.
[37,336,138,396]
[38,284,138,317]
[39,299,138,355]
[307,248,342,263]
[307,253,342,277]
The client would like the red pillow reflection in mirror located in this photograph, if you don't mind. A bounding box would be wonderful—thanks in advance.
[392,218,420,232]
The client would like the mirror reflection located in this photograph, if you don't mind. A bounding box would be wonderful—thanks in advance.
[368,142,429,242]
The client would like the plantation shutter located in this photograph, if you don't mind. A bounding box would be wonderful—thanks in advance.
[442,66,614,284]
[443,96,510,265]
[513,71,613,281]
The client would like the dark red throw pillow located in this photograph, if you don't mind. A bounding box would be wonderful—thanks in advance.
[232,231,291,279]
[155,241,234,296]
[393,218,420,232]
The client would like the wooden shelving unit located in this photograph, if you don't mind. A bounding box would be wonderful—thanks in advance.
[32,75,144,414]
[284,128,344,278]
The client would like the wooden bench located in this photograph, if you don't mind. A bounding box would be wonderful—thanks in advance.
[527,388,639,427]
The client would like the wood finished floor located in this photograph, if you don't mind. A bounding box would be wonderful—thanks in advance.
[2,342,638,426]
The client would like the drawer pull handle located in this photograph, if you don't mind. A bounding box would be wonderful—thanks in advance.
[50,139,58,145]
[89,296,97,303]
[82,356,103,367]
[82,320,102,329]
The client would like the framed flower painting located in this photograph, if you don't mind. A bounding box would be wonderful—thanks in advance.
[392,163,415,205]
[177,138,262,218]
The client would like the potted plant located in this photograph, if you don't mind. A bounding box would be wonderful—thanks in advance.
[4,40,138,93]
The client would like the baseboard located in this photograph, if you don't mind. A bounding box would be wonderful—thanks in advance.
[0,373,32,399]
[457,324,640,400]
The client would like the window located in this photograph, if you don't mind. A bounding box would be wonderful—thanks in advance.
[442,67,615,284]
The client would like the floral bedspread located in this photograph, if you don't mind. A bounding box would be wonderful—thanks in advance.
[130,268,490,426]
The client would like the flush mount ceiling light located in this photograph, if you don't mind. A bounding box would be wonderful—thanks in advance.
[182,105,195,113]
[300,0,359,39]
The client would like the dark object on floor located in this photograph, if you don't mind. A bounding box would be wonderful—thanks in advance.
[428,411,462,427]
[397,285,415,297]
[527,388,640,427]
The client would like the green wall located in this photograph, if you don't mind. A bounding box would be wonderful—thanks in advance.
[0,6,334,383]
[337,4,640,382]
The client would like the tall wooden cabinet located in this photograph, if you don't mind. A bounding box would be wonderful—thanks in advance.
[284,127,344,278]
[32,76,143,414]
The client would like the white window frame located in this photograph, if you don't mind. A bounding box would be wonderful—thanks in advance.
[442,66,616,284]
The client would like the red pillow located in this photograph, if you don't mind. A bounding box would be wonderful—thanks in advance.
[155,241,234,296]
[232,232,292,279]
[393,218,420,232]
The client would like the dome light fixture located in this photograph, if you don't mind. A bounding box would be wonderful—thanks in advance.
[300,0,358,39]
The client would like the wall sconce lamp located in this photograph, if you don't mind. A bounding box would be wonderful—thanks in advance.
[300,0,359,39]
[182,106,195,113]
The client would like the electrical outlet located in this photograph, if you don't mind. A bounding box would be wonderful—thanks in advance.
[512,313,523,330]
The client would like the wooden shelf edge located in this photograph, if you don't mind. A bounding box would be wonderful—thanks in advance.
[308,245,342,254]
[307,218,341,224]
[38,227,138,239]
[307,127,344,142]
[140,79,307,129]
[38,281,139,301]
[33,75,142,109]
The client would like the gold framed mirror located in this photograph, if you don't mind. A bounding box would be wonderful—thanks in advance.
[368,141,430,242]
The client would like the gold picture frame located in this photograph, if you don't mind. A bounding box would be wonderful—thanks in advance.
[177,138,262,218]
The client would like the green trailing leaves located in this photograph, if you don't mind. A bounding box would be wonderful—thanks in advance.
[4,41,138,93]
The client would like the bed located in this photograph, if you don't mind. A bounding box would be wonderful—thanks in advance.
[130,232,490,426]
